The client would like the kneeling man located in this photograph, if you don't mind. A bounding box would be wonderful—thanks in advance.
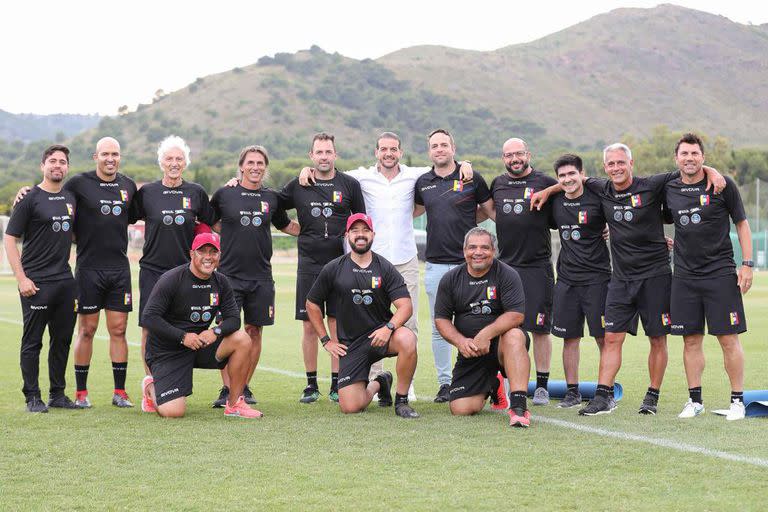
[142,232,261,418]
[435,227,532,427]
[306,213,419,418]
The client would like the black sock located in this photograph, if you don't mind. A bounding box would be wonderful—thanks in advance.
[609,385,615,399]
[731,391,744,403]
[306,371,318,389]
[112,361,127,391]
[509,391,527,410]
[567,383,578,392]
[596,384,611,398]
[75,365,90,392]
[689,386,703,404]
[536,371,549,389]
[395,393,408,405]
[646,387,660,401]
[331,372,339,392]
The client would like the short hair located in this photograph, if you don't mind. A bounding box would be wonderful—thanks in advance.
[603,143,632,163]
[238,145,270,167]
[428,129,455,147]
[553,153,583,174]
[463,227,498,253]
[310,132,335,152]
[41,144,70,164]
[157,135,191,167]
[675,132,705,156]
[376,132,401,149]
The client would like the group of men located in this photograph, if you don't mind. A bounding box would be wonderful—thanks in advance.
[5,128,752,425]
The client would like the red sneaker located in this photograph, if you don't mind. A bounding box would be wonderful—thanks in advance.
[508,407,531,428]
[141,376,156,413]
[224,396,263,419]
[490,371,508,411]
[74,390,91,408]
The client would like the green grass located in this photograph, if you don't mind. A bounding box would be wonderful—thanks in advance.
[1,263,767,511]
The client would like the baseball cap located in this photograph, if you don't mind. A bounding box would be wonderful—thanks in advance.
[346,213,374,232]
[194,222,213,236]
[191,232,220,251]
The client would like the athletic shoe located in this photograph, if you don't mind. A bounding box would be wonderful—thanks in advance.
[329,389,339,403]
[638,396,658,415]
[141,376,156,413]
[532,386,550,406]
[395,402,420,419]
[608,396,618,411]
[407,382,417,402]
[490,372,509,411]
[678,399,704,419]
[74,390,92,409]
[47,395,81,409]
[508,407,531,428]
[243,385,258,405]
[578,394,614,416]
[212,386,229,408]
[376,371,393,407]
[726,400,746,421]
[557,389,583,408]
[299,386,320,404]
[112,390,134,408]
[224,396,263,419]
[26,397,49,413]
[434,384,451,403]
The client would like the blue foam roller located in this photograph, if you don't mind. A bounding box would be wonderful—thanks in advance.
[743,390,768,417]
[526,380,623,401]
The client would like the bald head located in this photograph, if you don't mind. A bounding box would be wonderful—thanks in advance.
[96,137,121,153]
[501,138,531,176]
[502,138,528,153]
[93,137,121,179]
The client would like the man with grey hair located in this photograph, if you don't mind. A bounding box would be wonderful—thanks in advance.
[434,227,532,427]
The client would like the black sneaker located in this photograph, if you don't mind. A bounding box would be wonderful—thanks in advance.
[434,384,451,403]
[212,386,229,408]
[243,385,257,405]
[375,372,393,407]
[48,395,82,409]
[578,394,614,416]
[557,389,583,408]
[26,397,49,413]
[299,386,320,404]
[638,395,658,415]
[395,402,420,419]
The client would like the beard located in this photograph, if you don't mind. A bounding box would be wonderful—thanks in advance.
[350,238,373,254]
[505,161,529,175]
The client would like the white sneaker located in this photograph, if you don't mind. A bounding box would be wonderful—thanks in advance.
[678,398,704,418]
[726,400,746,421]
[408,382,417,402]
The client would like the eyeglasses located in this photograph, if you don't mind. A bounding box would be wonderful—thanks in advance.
[503,151,528,159]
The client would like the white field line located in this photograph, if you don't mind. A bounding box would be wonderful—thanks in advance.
[2,315,767,468]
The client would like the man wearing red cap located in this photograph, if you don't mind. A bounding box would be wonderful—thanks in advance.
[140,232,261,418]
[306,214,419,418]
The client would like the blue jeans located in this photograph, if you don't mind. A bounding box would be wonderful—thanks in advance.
[424,261,458,386]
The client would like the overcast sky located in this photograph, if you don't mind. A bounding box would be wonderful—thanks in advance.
[3,1,766,115]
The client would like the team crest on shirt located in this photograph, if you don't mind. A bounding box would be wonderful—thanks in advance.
[182,197,191,209]
[371,277,382,289]
[536,313,546,325]
[452,180,464,192]
[332,191,343,203]
[124,293,132,305]
[730,312,740,325]
[630,194,642,207]
[523,187,534,200]
[700,195,710,206]
[661,313,671,326]
[578,211,588,224]
[66,203,74,215]
[486,286,497,300]
[269,305,274,318]
[210,293,219,306]
[261,201,270,213]
[120,190,129,202]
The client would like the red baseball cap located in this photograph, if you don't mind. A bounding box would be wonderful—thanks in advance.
[194,222,213,236]
[346,213,374,232]
[191,232,220,251]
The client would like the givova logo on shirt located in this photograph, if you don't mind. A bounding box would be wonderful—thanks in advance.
[210,293,219,306]
[371,277,382,289]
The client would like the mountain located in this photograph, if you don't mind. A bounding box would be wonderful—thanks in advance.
[0,110,100,143]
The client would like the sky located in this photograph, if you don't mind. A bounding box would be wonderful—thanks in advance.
[3,1,767,115]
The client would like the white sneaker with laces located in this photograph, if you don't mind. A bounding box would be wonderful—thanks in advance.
[726,400,746,421]
[678,398,704,418]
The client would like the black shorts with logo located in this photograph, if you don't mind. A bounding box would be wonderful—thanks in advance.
[448,329,530,401]
[338,326,396,389]
[75,266,133,314]
[514,265,554,334]
[139,267,165,326]
[147,339,228,406]
[296,271,337,321]
[551,279,609,339]
[670,273,746,336]
[604,274,669,337]
[229,276,275,326]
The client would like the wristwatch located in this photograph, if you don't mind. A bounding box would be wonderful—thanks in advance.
[742,260,754,268]
[213,326,222,336]
[385,322,395,331]
[320,335,331,346]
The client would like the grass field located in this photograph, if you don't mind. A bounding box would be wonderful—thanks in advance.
[2,262,767,511]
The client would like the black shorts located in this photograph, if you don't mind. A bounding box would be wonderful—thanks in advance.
[605,274,669,337]
[229,277,275,326]
[551,280,609,339]
[296,271,337,321]
[147,339,228,406]
[514,265,554,333]
[338,328,395,389]
[670,273,746,336]
[139,267,165,326]
[75,266,133,314]
[448,329,530,401]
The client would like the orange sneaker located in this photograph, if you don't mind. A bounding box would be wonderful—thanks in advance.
[490,371,508,411]
[224,396,263,419]
[508,407,531,428]
[141,376,156,413]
